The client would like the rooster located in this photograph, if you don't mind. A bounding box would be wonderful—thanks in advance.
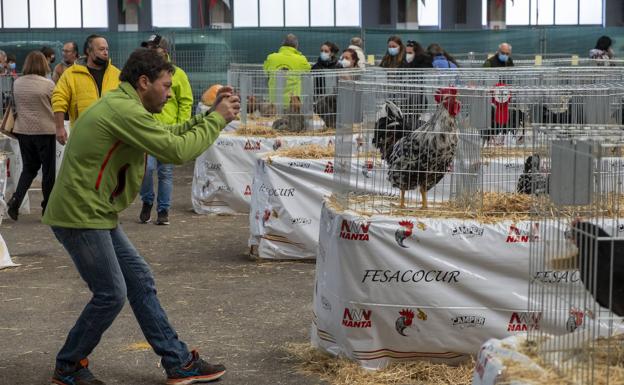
[571,221,624,316]
[272,95,305,132]
[481,83,525,146]
[373,100,413,164]
[387,88,461,208]
[517,154,550,195]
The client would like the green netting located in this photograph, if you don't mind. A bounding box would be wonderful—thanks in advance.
[1,26,623,103]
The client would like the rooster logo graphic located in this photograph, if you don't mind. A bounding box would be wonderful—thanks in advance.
[272,139,282,151]
[396,309,414,336]
[395,220,414,248]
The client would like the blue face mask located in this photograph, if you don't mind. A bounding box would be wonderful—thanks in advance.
[498,53,509,63]
[320,52,331,62]
[388,47,399,56]
[8,63,15,70]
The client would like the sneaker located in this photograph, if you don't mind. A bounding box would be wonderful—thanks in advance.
[6,196,18,221]
[51,358,106,385]
[166,350,225,384]
[139,202,153,223]
[155,210,170,225]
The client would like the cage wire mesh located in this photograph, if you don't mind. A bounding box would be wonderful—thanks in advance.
[227,67,361,133]
[526,118,624,384]
[333,79,622,222]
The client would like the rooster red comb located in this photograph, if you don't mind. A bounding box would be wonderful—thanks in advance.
[434,87,458,103]
[434,87,461,116]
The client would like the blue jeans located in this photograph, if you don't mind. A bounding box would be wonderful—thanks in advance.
[140,155,173,212]
[51,226,191,372]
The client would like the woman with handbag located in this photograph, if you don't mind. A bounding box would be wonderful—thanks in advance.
[6,51,56,220]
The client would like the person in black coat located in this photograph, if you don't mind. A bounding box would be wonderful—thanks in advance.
[312,41,340,129]
[484,42,514,67]
[401,40,433,68]
[312,41,340,70]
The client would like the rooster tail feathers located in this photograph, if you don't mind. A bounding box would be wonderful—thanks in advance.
[384,100,404,122]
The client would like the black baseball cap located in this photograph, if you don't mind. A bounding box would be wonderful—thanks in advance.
[141,34,169,51]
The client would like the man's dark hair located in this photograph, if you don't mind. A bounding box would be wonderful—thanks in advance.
[83,34,105,55]
[40,46,55,58]
[595,35,613,51]
[120,48,175,88]
[66,41,79,55]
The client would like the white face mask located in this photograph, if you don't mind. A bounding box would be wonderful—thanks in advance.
[340,59,352,68]
[406,53,415,63]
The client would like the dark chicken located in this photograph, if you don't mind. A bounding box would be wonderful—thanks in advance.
[373,100,412,164]
[517,154,549,195]
[272,95,305,132]
[313,95,337,129]
[482,83,525,146]
[387,88,461,208]
[482,106,525,146]
[571,221,624,316]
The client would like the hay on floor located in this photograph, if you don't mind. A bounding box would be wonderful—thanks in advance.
[269,144,335,159]
[284,343,474,385]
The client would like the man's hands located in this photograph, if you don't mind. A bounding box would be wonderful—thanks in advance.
[210,86,240,123]
[56,126,68,145]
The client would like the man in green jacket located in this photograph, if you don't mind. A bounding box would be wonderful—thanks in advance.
[43,48,240,385]
[139,34,194,225]
[263,33,311,106]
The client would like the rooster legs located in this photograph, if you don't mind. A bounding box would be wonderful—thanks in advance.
[400,190,405,209]
[420,186,428,209]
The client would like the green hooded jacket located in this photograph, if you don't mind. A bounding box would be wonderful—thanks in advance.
[154,64,193,124]
[42,82,226,229]
[263,46,311,105]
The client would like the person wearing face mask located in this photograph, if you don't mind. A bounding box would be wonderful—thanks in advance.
[312,41,340,70]
[428,43,458,69]
[6,54,17,77]
[380,35,406,68]
[401,40,433,68]
[53,41,79,83]
[484,42,514,68]
[339,48,360,69]
[52,34,121,145]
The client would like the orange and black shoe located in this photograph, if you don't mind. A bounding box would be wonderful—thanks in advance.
[165,350,226,384]
[51,359,106,385]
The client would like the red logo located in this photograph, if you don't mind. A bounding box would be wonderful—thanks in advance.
[6,158,10,178]
[342,308,372,328]
[395,220,414,248]
[244,185,252,196]
[327,139,334,147]
[566,307,594,333]
[244,140,262,151]
[506,223,539,243]
[324,161,334,174]
[507,312,541,332]
[339,219,370,241]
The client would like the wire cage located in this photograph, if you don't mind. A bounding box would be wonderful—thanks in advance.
[333,80,619,221]
[226,66,361,134]
[526,121,624,384]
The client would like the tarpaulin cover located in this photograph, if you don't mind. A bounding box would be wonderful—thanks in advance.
[192,133,335,214]
[311,200,621,369]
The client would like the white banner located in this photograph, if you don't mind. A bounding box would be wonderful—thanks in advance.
[0,155,16,269]
[192,133,336,214]
[311,201,621,369]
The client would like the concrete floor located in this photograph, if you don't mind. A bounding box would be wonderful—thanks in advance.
[0,163,325,385]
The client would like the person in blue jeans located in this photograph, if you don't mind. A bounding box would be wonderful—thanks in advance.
[139,34,194,225]
[42,48,240,385]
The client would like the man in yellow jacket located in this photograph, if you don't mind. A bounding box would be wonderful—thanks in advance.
[139,34,194,225]
[52,34,121,144]
[263,34,311,106]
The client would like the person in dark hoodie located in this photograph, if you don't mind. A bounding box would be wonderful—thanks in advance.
[312,41,340,97]
[401,40,432,68]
